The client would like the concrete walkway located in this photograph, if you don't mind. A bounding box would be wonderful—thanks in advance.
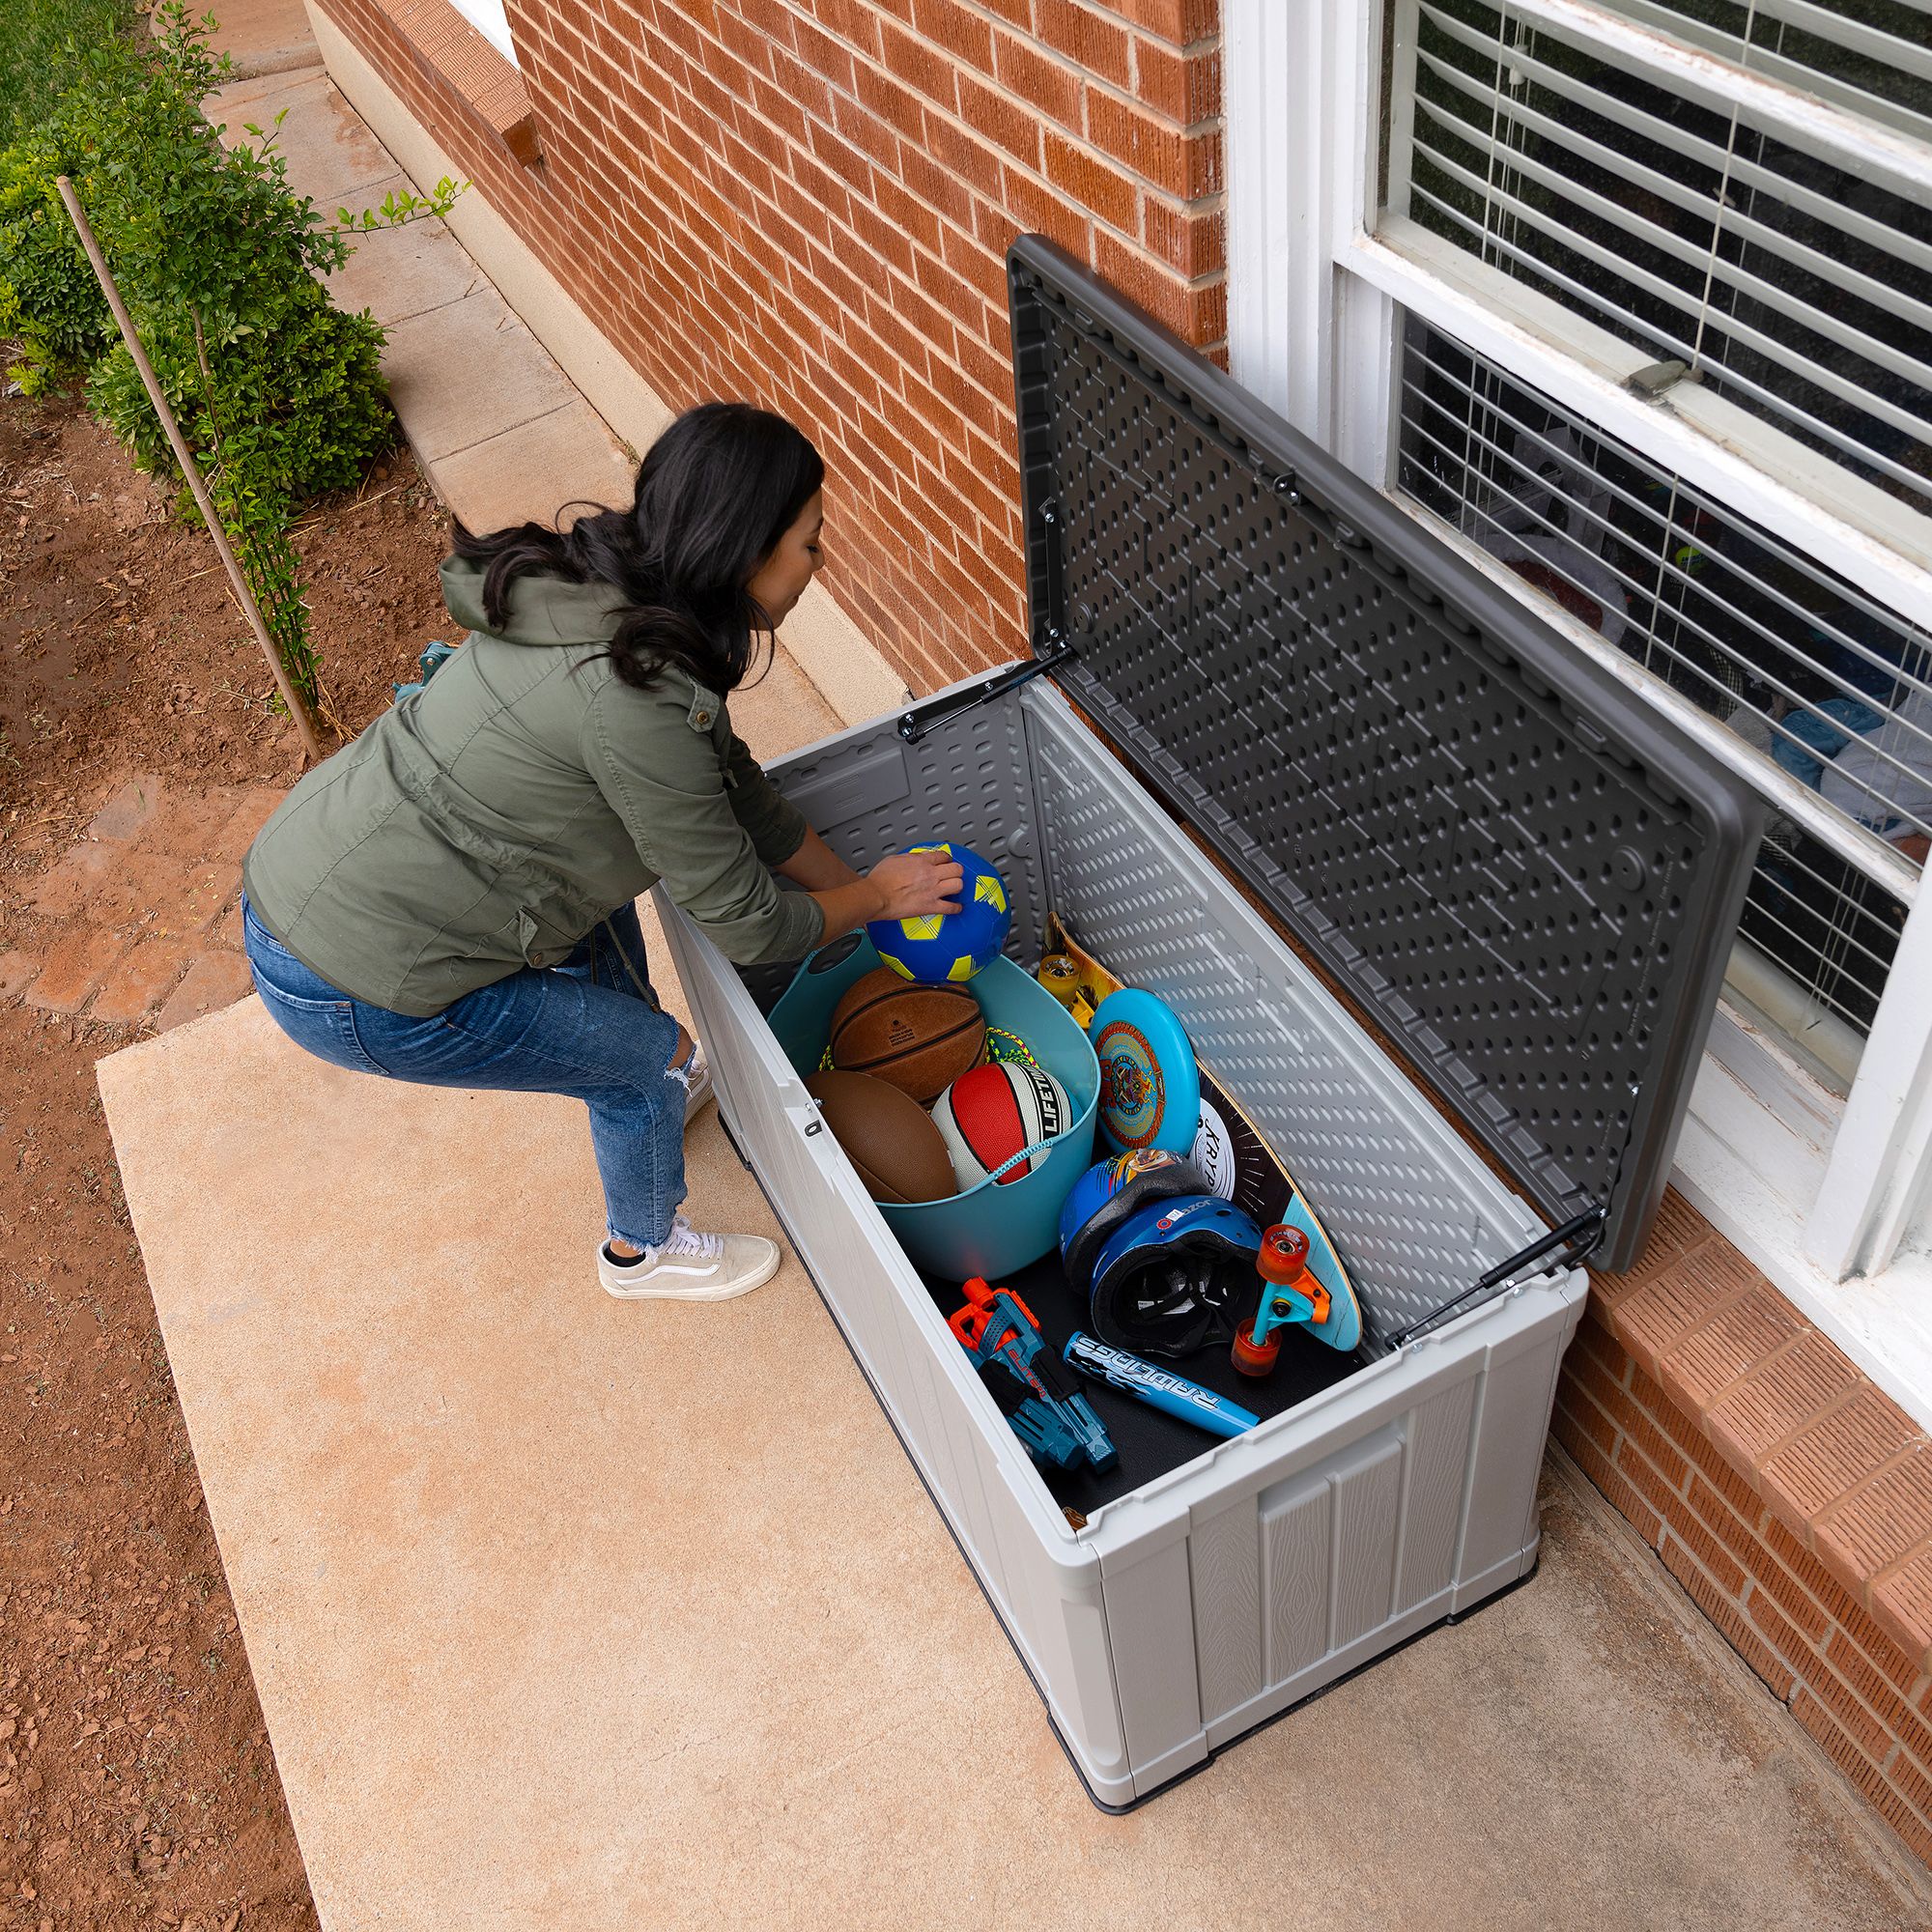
[210,62,636,537]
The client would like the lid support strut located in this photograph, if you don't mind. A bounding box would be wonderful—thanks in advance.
[897,639,1079,747]
[1385,1206,1607,1349]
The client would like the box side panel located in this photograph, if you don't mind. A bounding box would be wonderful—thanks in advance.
[765,690,1050,972]
[1102,1281,1583,1794]
[661,897,1138,1799]
[1023,686,1545,1350]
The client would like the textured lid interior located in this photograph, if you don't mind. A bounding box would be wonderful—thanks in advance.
[1007,237,1763,1272]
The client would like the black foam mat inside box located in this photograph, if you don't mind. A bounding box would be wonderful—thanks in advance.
[920,1254,1361,1516]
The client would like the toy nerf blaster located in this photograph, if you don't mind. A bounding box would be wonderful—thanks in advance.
[1064,1331,1258,1438]
[950,1277,1117,1474]
[1231,1224,1327,1378]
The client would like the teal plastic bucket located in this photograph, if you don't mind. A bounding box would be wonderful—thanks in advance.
[770,934,1099,1281]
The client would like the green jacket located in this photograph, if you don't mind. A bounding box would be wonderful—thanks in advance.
[242,558,822,1015]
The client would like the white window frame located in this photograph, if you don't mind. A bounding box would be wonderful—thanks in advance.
[1224,0,1932,1428]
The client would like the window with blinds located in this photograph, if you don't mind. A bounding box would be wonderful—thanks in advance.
[1383,0,1932,526]
[1395,316,1920,1060]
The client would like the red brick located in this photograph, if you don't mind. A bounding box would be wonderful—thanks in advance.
[1760,1386,1921,1539]
[1142,196,1222,274]
[1816,1449,1932,1587]
[23,926,132,1015]
[1741,1575,1818,1664]
[1872,1548,1932,1671]
[877,15,955,104]
[155,952,256,1033]
[993,28,1084,125]
[1597,1186,1716,1301]
[1742,1539,1833,1645]
[87,774,168,843]
[1553,1380,1617,1459]
[91,934,198,1026]
[1791,1687,1889,1789]
[1044,130,1138,233]
[1684,1471,1766,1571]
[1659,1283,1807,1415]
[1705,1330,1862,1474]
[1132,36,1220,123]
[1562,1430,1662,1547]
[1824,1629,1914,1733]
[909,0,992,70]
[1086,90,1186,196]
[1616,1247,1752,1380]
[954,71,1040,168]
[1035,0,1130,88]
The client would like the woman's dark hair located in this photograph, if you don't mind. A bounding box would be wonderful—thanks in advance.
[450,401,823,692]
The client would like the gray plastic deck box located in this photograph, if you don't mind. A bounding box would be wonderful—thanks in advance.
[659,239,1762,1806]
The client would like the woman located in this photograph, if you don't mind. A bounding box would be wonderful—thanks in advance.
[241,403,960,1301]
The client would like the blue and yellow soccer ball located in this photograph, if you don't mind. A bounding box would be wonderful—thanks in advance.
[867,842,1011,983]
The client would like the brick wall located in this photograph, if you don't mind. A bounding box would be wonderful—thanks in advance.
[1555,1197,1932,1867]
[310,0,1226,696]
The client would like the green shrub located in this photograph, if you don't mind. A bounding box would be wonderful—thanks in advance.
[0,0,137,145]
[0,4,459,717]
[0,134,108,389]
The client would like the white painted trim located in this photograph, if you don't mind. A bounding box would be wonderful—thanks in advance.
[1342,227,1932,625]
[1225,0,1331,438]
[1805,888,1932,1279]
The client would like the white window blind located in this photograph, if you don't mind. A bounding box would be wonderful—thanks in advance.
[1389,0,1932,526]
[1396,316,1918,1054]
[1593,0,1932,146]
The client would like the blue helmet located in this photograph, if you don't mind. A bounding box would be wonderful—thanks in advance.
[1059,1149,1207,1297]
[1088,1195,1264,1358]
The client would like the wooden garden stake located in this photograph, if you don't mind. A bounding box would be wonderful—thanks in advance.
[55,175,326,763]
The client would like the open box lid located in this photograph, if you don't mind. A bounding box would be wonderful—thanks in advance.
[1005,236,1764,1275]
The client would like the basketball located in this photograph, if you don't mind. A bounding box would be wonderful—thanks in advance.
[828,967,987,1104]
[805,1070,957,1205]
[931,1061,1072,1191]
[867,842,1011,983]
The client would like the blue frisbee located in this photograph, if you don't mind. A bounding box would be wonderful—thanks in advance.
[1088,988,1200,1155]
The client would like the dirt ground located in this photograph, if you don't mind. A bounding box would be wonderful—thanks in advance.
[1,392,456,1927]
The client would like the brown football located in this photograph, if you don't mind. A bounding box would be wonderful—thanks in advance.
[804,1070,957,1205]
[828,967,987,1104]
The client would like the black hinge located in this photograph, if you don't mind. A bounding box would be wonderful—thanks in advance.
[1386,1206,1606,1349]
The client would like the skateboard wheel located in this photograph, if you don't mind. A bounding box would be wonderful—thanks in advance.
[1231,1319,1280,1378]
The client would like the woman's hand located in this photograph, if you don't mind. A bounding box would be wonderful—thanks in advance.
[802,839,964,949]
[867,847,964,923]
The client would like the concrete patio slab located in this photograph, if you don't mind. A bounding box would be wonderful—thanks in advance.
[210,70,404,216]
[99,992,1932,1931]
[323,197,480,327]
[379,293,581,465]
[428,398,636,534]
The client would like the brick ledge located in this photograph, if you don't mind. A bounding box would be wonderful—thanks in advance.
[1585,1189,1932,1669]
[376,0,540,165]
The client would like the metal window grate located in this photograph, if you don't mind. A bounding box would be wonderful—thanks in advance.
[1396,315,1917,1037]
[1390,0,1932,523]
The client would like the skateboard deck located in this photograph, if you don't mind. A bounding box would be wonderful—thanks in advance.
[1045,913,1362,1354]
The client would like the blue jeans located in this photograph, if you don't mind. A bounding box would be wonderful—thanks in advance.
[242,895,689,1248]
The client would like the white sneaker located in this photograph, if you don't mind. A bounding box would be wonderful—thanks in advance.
[598,1214,780,1301]
[684,1051,713,1124]
[672,1043,714,1125]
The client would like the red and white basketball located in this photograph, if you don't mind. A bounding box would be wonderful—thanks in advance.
[931,1062,1071,1191]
